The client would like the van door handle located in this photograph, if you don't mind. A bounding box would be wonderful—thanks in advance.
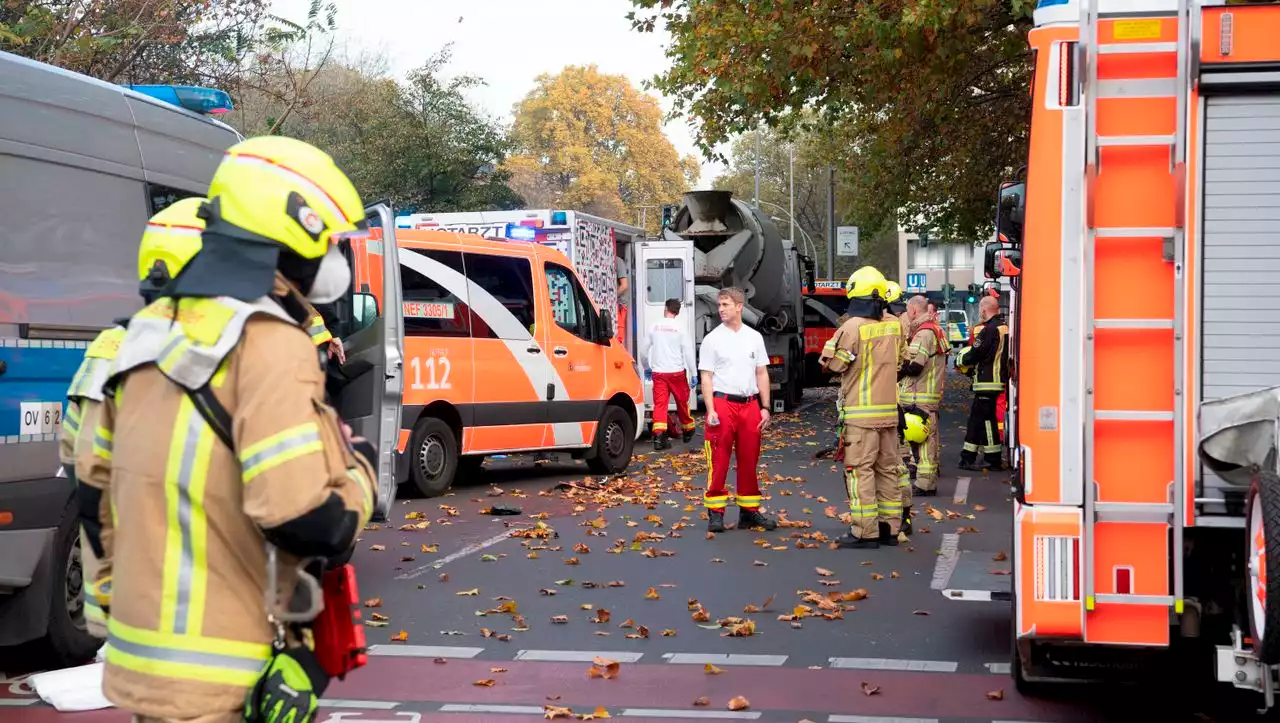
[553,346,569,357]
[526,345,542,354]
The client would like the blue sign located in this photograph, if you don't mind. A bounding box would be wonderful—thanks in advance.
[906,273,928,292]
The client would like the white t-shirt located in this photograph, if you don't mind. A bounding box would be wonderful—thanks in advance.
[698,323,769,396]
[644,318,695,374]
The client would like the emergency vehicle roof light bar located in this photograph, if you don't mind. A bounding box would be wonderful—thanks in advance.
[127,85,234,115]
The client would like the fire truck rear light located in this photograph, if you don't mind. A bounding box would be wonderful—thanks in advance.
[1034,535,1081,602]
[1115,567,1133,595]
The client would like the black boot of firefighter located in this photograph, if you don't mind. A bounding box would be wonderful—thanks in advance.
[836,532,879,549]
[653,434,671,451]
[738,508,777,531]
[901,507,913,536]
[877,521,899,546]
[707,509,726,533]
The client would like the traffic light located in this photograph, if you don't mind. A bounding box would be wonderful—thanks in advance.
[966,283,981,303]
[661,204,676,228]
[941,283,954,302]
[918,230,930,248]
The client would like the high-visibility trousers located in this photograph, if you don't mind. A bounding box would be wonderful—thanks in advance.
[996,391,1007,443]
[962,394,1003,466]
[844,426,901,539]
[652,371,695,437]
[702,397,763,511]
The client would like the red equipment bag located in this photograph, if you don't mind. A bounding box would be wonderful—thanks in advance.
[313,563,368,680]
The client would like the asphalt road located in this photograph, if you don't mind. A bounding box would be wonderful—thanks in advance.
[2,374,1272,722]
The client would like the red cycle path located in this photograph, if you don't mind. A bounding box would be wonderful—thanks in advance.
[3,657,1087,722]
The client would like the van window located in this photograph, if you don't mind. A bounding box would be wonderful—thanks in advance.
[401,250,470,338]
[462,253,536,336]
[147,183,202,215]
[546,262,599,341]
[645,258,684,304]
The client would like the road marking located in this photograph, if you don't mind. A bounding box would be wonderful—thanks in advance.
[929,533,961,592]
[438,704,545,714]
[985,662,1011,674]
[366,645,484,659]
[953,476,971,504]
[827,657,958,673]
[323,700,401,710]
[824,711,936,716]
[662,653,788,666]
[620,709,761,719]
[514,649,645,663]
[396,530,513,580]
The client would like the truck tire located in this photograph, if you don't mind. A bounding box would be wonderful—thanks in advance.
[1245,471,1280,663]
[587,404,635,475]
[42,498,100,668]
[409,417,458,498]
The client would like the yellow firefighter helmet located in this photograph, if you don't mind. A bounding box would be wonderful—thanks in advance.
[884,281,903,303]
[207,135,367,260]
[137,197,206,297]
[845,265,887,299]
[903,409,929,444]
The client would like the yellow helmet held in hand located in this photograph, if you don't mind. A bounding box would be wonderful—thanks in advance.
[903,409,929,444]
[955,345,975,375]
[845,265,887,299]
[137,197,206,300]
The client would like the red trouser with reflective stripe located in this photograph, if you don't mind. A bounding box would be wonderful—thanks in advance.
[996,391,1008,442]
[651,371,695,436]
[703,397,762,510]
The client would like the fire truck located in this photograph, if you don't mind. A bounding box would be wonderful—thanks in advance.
[935,0,1280,707]
[801,280,846,385]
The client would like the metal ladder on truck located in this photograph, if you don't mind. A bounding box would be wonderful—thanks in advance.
[1080,0,1191,646]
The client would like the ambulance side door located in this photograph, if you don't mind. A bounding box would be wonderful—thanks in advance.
[330,203,404,522]
[634,240,695,413]
[542,262,606,448]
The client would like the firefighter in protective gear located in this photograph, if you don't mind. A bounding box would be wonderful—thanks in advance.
[956,295,1009,470]
[821,265,905,549]
[62,197,208,639]
[897,295,947,496]
[77,135,377,723]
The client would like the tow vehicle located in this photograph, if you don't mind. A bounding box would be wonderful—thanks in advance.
[937,0,1280,707]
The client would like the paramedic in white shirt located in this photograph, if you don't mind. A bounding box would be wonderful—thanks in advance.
[643,298,697,450]
[697,287,777,533]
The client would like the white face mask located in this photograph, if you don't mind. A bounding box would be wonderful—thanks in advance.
[307,245,351,304]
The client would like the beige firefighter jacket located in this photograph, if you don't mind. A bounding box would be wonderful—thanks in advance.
[819,314,905,429]
[61,325,127,638]
[76,277,376,719]
[898,312,947,412]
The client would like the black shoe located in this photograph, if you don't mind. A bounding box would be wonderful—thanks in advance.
[911,486,937,497]
[959,460,980,471]
[653,435,671,451]
[836,533,879,549]
[738,508,777,531]
[901,508,913,536]
[682,430,696,443]
[877,521,900,546]
[707,510,726,533]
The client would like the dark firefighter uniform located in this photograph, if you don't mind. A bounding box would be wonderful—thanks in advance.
[956,312,1009,470]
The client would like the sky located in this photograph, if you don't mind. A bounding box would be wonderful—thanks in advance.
[269,0,727,189]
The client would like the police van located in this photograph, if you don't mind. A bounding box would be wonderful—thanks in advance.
[0,52,244,668]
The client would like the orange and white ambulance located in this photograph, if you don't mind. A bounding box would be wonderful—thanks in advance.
[938,0,1280,706]
[350,227,644,497]
[801,280,846,385]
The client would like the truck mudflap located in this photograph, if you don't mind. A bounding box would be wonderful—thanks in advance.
[931,532,1012,602]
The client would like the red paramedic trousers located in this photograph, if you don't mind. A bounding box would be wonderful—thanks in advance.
[703,395,763,511]
[651,371,695,437]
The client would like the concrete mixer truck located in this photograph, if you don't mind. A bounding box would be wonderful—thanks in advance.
[661,190,809,413]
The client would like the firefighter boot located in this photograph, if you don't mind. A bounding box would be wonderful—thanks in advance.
[912,485,936,497]
[653,434,671,451]
[901,506,913,536]
[707,510,726,533]
[738,508,777,531]
[836,532,879,549]
[682,429,696,444]
[877,521,900,546]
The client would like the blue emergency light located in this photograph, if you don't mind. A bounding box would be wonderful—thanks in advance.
[505,224,538,241]
[551,211,568,226]
[127,85,234,115]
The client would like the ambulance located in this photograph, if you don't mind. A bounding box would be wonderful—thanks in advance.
[394,210,695,430]
[350,227,645,497]
[801,280,846,385]
[936,0,1280,707]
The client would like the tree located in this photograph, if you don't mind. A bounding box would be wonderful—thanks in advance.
[627,0,1034,239]
[504,65,699,230]
[239,46,522,213]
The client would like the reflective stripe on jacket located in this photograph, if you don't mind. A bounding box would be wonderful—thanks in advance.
[77,288,376,719]
[307,312,333,346]
[819,315,904,428]
[898,317,947,410]
[965,314,1010,394]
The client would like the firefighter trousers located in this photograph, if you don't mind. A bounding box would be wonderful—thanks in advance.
[961,394,1003,467]
[651,371,695,437]
[703,398,763,511]
[844,426,902,539]
[899,408,940,495]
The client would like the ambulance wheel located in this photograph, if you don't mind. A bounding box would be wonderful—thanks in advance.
[410,417,458,498]
[1245,471,1280,664]
[587,404,635,475]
